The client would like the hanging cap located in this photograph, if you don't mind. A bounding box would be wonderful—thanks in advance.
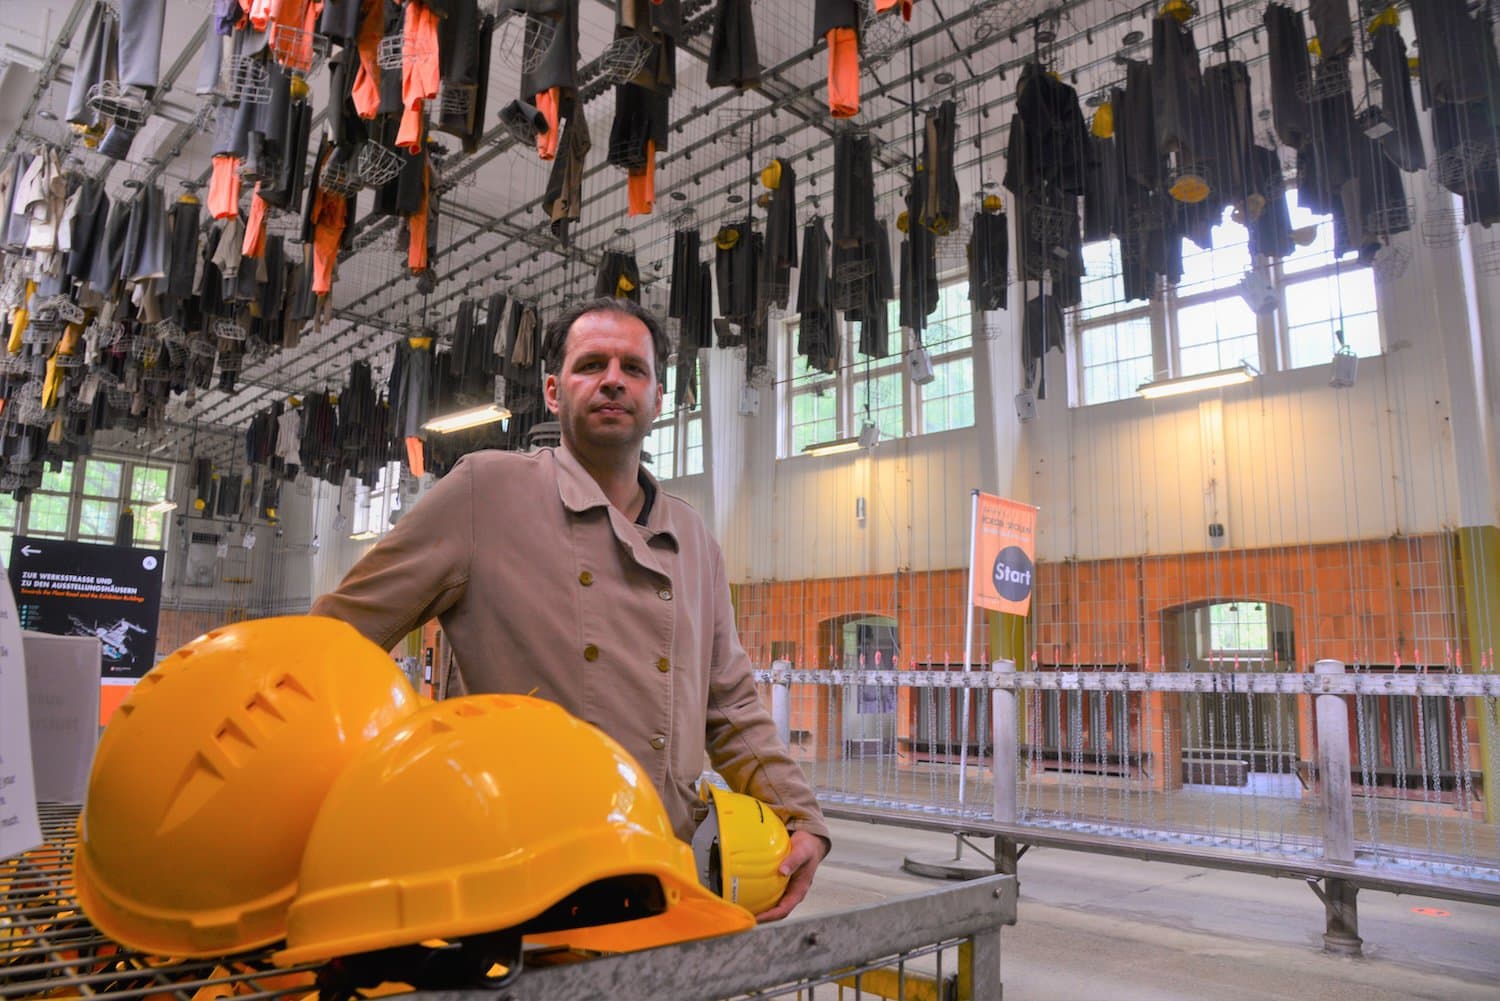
[759,159,782,191]
[1160,0,1195,23]
[981,193,1004,214]
[1169,171,1210,204]
[1090,103,1114,139]
[714,226,741,250]
[614,273,636,296]
[896,210,910,233]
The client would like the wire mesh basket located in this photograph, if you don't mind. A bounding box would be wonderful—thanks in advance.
[320,153,362,196]
[188,336,218,359]
[714,108,755,153]
[53,351,84,370]
[358,142,404,188]
[264,207,301,236]
[229,54,273,104]
[268,22,329,75]
[516,14,558,74]
[33,296,85,325]
[1419,206,1462,248]
[0,352,28,376]
[832,260,873,311]
[438,83,476,119]
[86,81,147,127]
[217,350,244,374]
[214,318,247,343]
[130,334,161,367]
[377,32,405,70]
[599,34,653,84]
[1476,239,1500,277]
[105,385,134,409]
[1364,198,1415,235]
[13,385,50,427]
[860,0,909,69]
[1294,61,1352,102]
[1025,202,1076,255]
[1433,138,1498,191]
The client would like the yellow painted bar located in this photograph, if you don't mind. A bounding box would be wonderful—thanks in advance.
[1457,525,1500,824]
[832,941,972,1000]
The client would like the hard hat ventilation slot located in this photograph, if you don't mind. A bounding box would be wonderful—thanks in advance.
[521,874,668,934]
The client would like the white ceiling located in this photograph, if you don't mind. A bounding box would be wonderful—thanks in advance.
[2,0,1286,459]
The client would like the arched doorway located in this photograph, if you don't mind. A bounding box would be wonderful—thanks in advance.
[1162,600,1300,789]
[815,613,899,758]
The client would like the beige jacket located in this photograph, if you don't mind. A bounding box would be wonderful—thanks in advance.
[310,446,829,844]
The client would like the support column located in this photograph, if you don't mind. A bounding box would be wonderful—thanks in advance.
[1457,525,1500,824]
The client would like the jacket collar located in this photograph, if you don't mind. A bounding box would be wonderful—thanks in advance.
[551,445,678,545]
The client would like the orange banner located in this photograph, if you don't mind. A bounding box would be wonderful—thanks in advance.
[971,493,1038,615]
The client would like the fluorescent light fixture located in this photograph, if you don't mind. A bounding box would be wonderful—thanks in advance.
[349,529,380,541]
[145,499,177,514]
[803,422,879,457]
[421,403,511,434]
[802,436,862,457]
[1137,361,1259,400]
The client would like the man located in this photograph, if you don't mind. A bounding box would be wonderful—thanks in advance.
[310,297,829,921]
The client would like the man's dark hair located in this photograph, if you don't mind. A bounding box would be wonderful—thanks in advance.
[540,297,672,382]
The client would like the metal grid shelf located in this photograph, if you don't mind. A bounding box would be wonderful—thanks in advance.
[2,805,1015,1000]
[0,803,322,1000]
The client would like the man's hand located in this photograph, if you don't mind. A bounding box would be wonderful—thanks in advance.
[755,831,830,923]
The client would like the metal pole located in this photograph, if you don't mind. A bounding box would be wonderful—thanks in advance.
[771,659,792,749]
[1314,659,1354,863]
[993,659,1018,824]
[958,490,981,810]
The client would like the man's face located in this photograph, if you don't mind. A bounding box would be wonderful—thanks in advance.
[544,310,663,458]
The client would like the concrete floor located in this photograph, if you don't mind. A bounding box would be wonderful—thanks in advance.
[790,818,1500,1001]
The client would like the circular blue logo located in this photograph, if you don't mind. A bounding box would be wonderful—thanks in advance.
[992,546,1033,602]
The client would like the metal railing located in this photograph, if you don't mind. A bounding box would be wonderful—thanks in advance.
[756,659,1500,953]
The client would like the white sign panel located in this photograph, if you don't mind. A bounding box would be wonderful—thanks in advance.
[0,559,42,859]
[25,632,102,804]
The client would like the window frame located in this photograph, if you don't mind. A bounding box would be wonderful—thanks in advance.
[1,456,175,559]
[643,356,705,481]
[778,272,978,458]
[1070,191,1386,406]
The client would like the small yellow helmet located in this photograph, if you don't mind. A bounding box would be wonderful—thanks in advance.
[615,273,636,296]
[1308,36,1323,58]
[715,226,741,250]
[1160,0,1195,22]
[760,159,783,191]
[981,193,1004,214]
[896,210,910,233]
[1169,171,1211,204]
[691,784,791,917]
[1091,103,1114,139]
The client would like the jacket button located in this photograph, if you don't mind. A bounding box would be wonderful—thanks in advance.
[649,734,666,750]
[656,657,670,673]
[657,587,673,601]
[583,644,599,661]
[579,570,594,586]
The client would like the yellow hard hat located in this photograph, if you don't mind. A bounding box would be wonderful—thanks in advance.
[1169,171,1211,203]
[692,784,791,916]
[1367,5,1398,32]
[981,193,1004,213]
[72,616,419,958]
[275,695,754,966]
[1308,36,1322,58]
[896,210,910,233]
[615,273,636,296]
[715,225,741,250]
[1091,103,1114,139]
[760,159,782,191]
[1160,0,1195,22]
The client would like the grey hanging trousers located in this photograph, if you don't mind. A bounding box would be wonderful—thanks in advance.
[118,0,167,93]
